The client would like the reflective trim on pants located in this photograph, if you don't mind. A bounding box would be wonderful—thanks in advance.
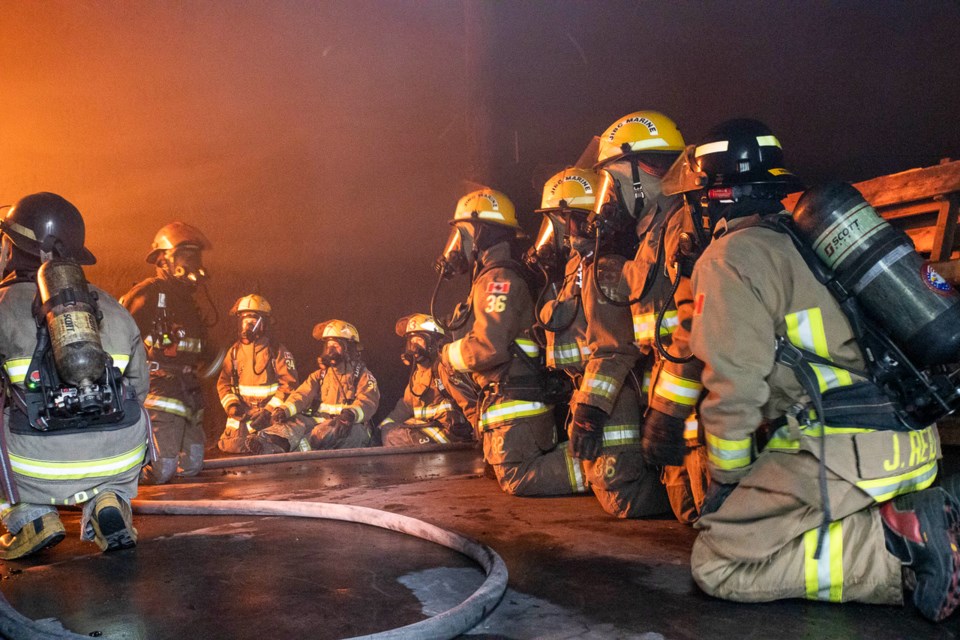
[804,521,844,602]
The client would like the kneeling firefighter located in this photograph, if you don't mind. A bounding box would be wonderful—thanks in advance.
[592,110,709,523]
[532,167,669,517]
[672,118,960,622]
[121,222,214,484]
[434,188,586,496]
[216,294,298,453]
[0,193,149,558]
[378,313,473,447]
[249,320,379,453]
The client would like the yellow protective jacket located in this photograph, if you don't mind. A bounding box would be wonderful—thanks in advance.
[621,197,703,438]
[689,213,939,497]
[379,364,467,440]
[280,360,379,425]
[0,276,149,506]
[217,339,298,413]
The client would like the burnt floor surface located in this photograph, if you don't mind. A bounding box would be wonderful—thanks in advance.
[2,448,959,639]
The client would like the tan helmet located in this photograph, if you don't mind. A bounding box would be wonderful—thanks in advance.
[540,168,601,212]
[596,111,685,167]
[395,313,445,338]
[230,294,272,316]
[146,222,211,264]
[452,189,519,228]
[313,319,360,343]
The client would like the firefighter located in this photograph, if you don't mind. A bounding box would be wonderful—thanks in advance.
[249,320,378,453]
[379,314,473,447]
[121,222,212,484]
[534,168,668,517]
[435,188,586,496]
[671,118,960,621]
[0,193,148,558]
[592,110,709,523]
[216,294,298,453]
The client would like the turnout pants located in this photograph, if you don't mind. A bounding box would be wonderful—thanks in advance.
[662,443,709,524]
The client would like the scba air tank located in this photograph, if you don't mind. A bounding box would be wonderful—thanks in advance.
[793,182,960,366]
[37,259,109,390]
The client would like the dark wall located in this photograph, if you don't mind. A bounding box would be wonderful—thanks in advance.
[1,1,958,427]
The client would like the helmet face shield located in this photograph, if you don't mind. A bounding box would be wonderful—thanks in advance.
[661,145,705,197]
[164,245,208,285]
[528,212,566,275]
[401,332,435,367]
[239,312,266,343]
[435,223,475,279]
[320,337,348,367]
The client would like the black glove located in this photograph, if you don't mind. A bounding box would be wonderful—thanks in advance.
[248,409,272,431]
[700,481,737,517]
[641,409,688,466]
[570,404,607,461]
[271,407,289,424]
[226,403,247,420]
[334,408,357,439]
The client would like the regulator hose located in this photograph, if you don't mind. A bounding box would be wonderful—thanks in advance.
[0,498,508,640]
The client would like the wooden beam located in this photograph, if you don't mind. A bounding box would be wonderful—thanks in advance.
[931,194,960,262]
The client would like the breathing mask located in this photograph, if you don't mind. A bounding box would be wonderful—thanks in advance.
[163,245,208,285]
[320,337,347,367]
[401,333,436,367]
[239,312,266,344]
[435,223,476,279]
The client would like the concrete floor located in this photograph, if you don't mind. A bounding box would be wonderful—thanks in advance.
[2,447,960,639]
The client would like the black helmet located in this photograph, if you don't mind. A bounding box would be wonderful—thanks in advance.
[0,192,96,264]
[692,119,803,193]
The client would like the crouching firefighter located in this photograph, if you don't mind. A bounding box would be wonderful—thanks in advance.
[0,193,149,558]
[121,222,214,484]
[672,119,960,622]
[216,294,298,453]
[593,110,709,523]
[531,167,668,517]
[434,188,586,496]
[378,313,472,447]
[249,320,379,453]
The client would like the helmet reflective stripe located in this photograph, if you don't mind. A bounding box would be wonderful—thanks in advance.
[695,140,729,157]
[9,442,147,480]
[756,135,781,148]
[628,138,671,152]
[541,168,601,210]
[6,221,37,240]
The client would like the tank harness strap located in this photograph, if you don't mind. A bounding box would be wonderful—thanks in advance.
[0,370,21,503]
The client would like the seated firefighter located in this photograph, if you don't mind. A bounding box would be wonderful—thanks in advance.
[247,320,379,453]
[378,313,473,447]
[216,294,298,453]
[0,193,148,558]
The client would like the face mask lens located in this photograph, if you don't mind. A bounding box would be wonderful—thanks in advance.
[436,225,472,278]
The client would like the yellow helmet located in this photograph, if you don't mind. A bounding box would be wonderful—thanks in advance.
[230,294,272,316]
[596,111,685,167]
[313,319,360,343]
[146,221,211,264]
[540,168,601,212]
[452,188,519,228]
[395,313,445,337]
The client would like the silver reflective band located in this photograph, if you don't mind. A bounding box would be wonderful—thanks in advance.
[695,140,729,157]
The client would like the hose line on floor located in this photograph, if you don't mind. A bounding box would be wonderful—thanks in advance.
[0,499,508,640]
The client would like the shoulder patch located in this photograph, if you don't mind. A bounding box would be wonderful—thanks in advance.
[486,281,511,295]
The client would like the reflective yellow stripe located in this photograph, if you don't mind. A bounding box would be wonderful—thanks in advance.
[414,402,454,420]
[641,370,651,393]
[602,424,641,447]
[422,426,450,443]
[238,383,279,398]
[514,338,540,358]
[319,403,347,415]
[110,353,130,373]
[145,395,190,417]
[355,407,364,423]
[582,372,618,401]
[447,338,470,372]
[220,393,241,409]
[3,358,31,384]
[633,311,678,343]
[564,447,586,491]
[856,461,938,502]
[683,416,699,441]
[705,432,752,470]
[784,308,852,393]
[804,521,843,602]
[654,370,702,406]
[266,396,283,409]
[10,442,147,480]
[547,342,586,367]
[177,338,203,353]
[224,417,242,431]
[479,400,550,429]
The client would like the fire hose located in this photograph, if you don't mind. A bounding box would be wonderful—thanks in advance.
[0,499,508,640]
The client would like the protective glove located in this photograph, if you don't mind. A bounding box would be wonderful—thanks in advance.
[700,481,737,517]
[226,404,247,420]
[248,409,272,431]
[271,407,289,424]
[334,408,358,439]
[570,404,607,461]
[641,409,688,466]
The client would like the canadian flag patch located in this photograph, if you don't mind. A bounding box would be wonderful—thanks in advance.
[693,293,706,317]
[486,281,511,294]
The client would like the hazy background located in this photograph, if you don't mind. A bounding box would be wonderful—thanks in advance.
[1,1,958,437]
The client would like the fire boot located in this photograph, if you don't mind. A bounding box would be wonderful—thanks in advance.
[880,487,960,622]
[90,492,137,552]
[0,512,66,560]
[246,433,290,455]
[641,409,687,466]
